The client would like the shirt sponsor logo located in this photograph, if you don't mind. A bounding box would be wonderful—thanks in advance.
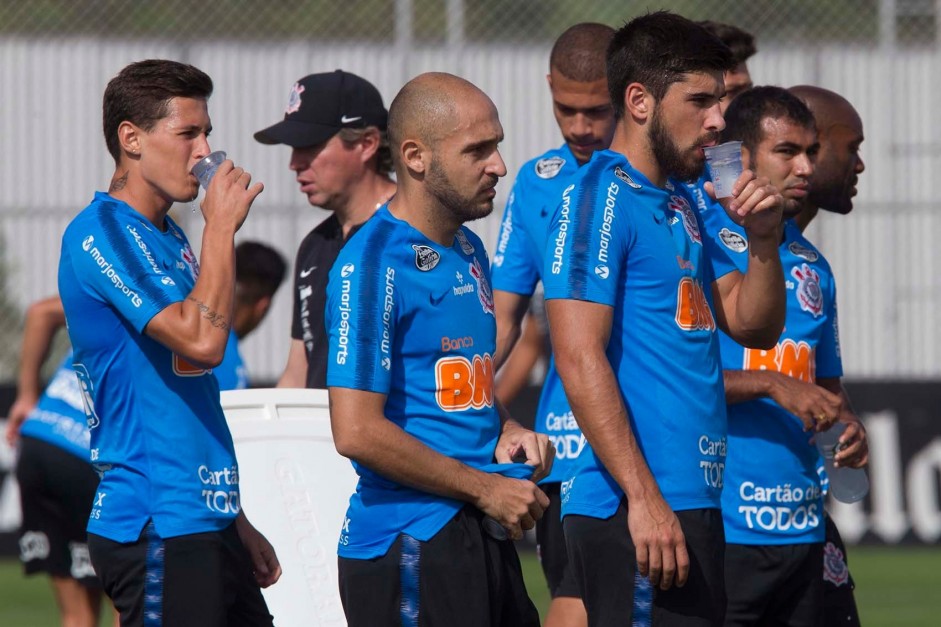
[85,243,143,307]
[126,225,164,276]
[441,335,474,352]
[674,277,716,331]
[469,258,494,315]
[738,480,822,532]
[744,338,815,382]
[161,276,175,286]
[285,81,305,114]
[688,184,707,211]
[173,354,211,377]
[412,244,441,272]
[454,229,475,255]
[493,200,512,268]
[72,364,100,431]
[699,435,727,489]
[82,235,94,251]
[545,411,587,459]
[792,263,824,318]
[788,241,819,262]
[336,264,355,365]
[380,267,395,369]
[199,464,241,514]
[435,353,494,411]
[452,270,475,296]
[718,227,748,253]
[535,156,565,179]
[614,166,642,189]
[594,181,618,280]
[669,195,701,244]
[550,184,575,275]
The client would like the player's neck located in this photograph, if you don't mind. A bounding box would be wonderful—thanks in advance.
[334,173,396,238]
[610,124,667,188]
[387,188,459,247]
[107,169,172,231]
[794,205,819,233]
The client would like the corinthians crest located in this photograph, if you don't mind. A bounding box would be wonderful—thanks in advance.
[791,263,823,318]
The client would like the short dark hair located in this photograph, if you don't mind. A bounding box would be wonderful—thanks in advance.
[721,86,816,153]
[698,21,757,66]
[235,241,287,303]
[103,59,213,164]
[607,11,735,119]
[550,23,615,82]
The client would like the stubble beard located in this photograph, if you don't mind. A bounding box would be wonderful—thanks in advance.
[426,158,494,224]
[649,107,709,183]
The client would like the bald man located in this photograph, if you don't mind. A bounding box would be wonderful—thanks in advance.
[790,85,869,627]
[325,72,553,627]
[790,86,866,229]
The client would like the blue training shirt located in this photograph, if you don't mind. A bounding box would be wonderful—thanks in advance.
[543,150,736,519]
[19,351,89,460]
[491,144,587,483]
[59,192,242,542]
[327,204,533,559]
[700,194,841,545]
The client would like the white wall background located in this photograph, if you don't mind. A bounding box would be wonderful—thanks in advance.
[1,38,937,381]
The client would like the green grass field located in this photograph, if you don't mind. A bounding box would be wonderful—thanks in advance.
[0,547,938,626]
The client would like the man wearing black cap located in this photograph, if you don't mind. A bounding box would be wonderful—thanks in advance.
[255,70,396,389]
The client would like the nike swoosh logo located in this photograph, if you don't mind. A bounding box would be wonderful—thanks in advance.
[299,266,317,278]
[340,115,362,124]
[429,289,450,306]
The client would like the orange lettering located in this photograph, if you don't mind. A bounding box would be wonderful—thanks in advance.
[743,339,815,382]
[675,277,716,332]
[435,353,495,412]
[173,354,211,377]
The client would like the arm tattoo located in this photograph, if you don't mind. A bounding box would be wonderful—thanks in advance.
[109,171,129,192]
[187,297,230,331]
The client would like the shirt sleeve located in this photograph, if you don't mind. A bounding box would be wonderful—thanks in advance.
[326,245,398,394]
[491,174,539,296]
[543,168,630,307]
[815,275,844,378]
[66,214,177,332]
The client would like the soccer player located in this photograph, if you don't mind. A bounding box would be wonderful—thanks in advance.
[491,22,614,627]
[790,84,869,627]
[698,85,864,627]
[254,70,396,389]
[7,241,283,626]
[57,59,280,626]
[326,72,554,627]
[544,12,788,625]
[698,21,757,115]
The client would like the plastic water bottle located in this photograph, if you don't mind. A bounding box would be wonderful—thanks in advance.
[192,151,227,189]
[816,422,869,503]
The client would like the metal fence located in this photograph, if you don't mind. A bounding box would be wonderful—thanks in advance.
[1,1,940,382]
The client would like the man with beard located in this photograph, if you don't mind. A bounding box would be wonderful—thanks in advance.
[543,12,787,625]
[699,86,868,627]
[325,72,555,627]
[790,84,869,627]
[491,22,615,627]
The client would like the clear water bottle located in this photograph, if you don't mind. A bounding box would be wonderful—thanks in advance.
[816,422,869,503]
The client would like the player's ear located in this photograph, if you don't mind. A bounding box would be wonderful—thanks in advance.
[625,83,651,121]
[118,121,142,159]
[400,139,428,176]
[741,145,753,172]
[358,127,381,164]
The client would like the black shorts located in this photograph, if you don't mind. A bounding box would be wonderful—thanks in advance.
[822,515,860,627]
[16,435,100,585]
[88,520,273,627]
[724,542,824,627]
[338,505,539,627]
[535,482,580,599]
[564,502,726,627]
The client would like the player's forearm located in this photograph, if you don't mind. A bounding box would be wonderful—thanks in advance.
[555,346,660,503]
[723,369,780,404]
[332,402,495,506]
[731,233,785,348]
[493,290,530,371]
[17,296,67,398]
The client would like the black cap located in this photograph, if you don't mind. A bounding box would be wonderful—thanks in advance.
[254,70,388,148]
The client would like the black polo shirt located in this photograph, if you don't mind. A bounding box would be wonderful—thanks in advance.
[290,214,362,389]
